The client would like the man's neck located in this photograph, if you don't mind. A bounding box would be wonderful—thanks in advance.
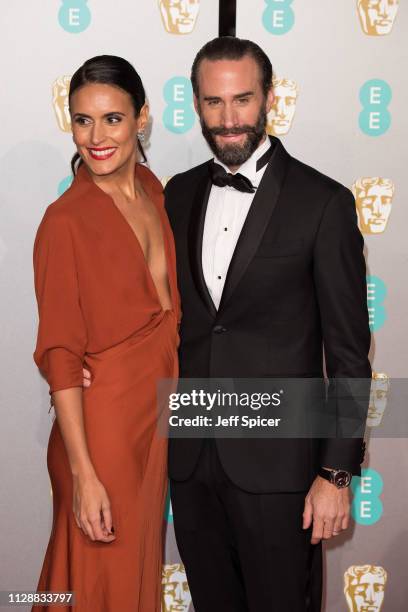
[226,133,268,174]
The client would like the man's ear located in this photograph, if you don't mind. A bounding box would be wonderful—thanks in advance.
[193,94,200,115]
[266,87,274,115]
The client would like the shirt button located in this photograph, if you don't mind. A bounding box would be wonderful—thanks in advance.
[213,325,227,334]
[224,227,228,231]
[217,275,222,279]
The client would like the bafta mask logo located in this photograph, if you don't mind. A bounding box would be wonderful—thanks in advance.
[352,178,395,234]
[162,563,192,611]
[52,76,72,133]
[357,0,399,36]
[344,565,387,611]
[159,0,200,35]
[267,78,298,136]
[161,177,173,190]
[368,373,389,427]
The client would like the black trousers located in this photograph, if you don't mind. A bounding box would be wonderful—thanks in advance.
[170,438,322,612]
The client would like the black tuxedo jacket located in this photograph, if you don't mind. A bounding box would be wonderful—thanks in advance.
[164,137,371,493]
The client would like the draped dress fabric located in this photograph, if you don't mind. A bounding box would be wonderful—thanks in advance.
[31,163,181,611]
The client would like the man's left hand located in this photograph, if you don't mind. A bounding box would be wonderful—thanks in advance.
[303,476,350,544]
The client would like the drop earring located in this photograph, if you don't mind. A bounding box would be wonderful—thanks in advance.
[138,130,145,143]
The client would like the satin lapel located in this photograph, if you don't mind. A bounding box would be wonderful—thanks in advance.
[188,166,217,318]
[218,139,290,313]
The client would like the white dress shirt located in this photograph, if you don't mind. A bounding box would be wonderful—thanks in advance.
[202,136,271,310]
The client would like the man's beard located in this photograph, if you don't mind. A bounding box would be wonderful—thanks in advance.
[200,106,267,167]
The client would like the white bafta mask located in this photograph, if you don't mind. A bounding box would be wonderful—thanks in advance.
[357,0,399,36]
[52,76,72,132]
[352,178,394,234]
[159,0,200,35]
[344,565,387,611]
[368,373,389,427]
[267,78,298,136]
[162,563,192,611]
[161,176,173,189]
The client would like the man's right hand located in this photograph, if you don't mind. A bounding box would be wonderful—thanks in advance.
[83,368,92,388]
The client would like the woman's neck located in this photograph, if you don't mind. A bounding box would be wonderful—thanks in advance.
[90,151,141,201]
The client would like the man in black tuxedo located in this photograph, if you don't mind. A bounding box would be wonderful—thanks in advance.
[164,37,371,611]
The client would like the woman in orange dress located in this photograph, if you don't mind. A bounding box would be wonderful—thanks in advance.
[32,55,180,611]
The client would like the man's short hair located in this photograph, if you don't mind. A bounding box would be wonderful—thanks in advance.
[191,36,273,98]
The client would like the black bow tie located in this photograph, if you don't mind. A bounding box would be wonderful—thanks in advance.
[209,164,256,193]
[209,139,276,193]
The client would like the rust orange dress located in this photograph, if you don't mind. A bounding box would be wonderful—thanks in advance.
[32,163,181,612]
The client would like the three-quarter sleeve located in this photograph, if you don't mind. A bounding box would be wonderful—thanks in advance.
[33,210,87,393]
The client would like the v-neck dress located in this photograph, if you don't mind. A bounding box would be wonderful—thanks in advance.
[32,163,181,612]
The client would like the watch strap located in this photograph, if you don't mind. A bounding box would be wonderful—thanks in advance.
[318,467,352,488]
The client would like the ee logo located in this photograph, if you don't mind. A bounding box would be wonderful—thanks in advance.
[263,0,295,35]
[163,77,195,134]
[359,79,392,136]
[367,275,387,332]
[59,0,91,34]
[164,483,173,524]
[57,175,73,197]
[351,468,383,525]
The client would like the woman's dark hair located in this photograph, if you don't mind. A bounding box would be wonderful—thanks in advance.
[68,55,147,175]
[191,36,273,99]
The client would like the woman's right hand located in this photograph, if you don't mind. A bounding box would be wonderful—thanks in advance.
[73,472,116,543]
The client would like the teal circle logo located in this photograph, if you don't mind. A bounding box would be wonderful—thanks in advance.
[359,79,392,136]
[163,77,195,134]
[351,468,383,525]
[367,275,387,332]
[57,175,73,196]
[164,483,173,523]
[58,0,91,34]
[263,0,295,35]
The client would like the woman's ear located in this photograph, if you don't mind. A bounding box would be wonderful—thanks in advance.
[138,103,150,132]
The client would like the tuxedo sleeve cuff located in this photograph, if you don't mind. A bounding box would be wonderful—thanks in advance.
[319,439,365,475]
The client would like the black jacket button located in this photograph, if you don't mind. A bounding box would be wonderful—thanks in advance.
[213,325,227,334]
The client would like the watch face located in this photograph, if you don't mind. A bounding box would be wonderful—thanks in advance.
[334,470,351,488]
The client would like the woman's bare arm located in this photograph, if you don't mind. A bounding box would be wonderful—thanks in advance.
[52,388,116,543]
